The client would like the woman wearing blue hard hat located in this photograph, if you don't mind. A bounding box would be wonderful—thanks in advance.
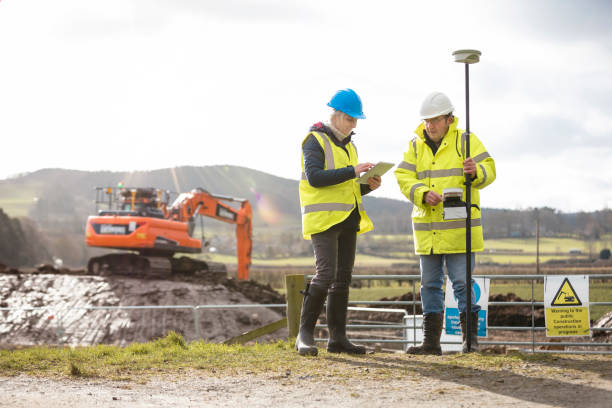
[296,88,381,356]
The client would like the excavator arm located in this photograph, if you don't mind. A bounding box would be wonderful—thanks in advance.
[167,189,253,280]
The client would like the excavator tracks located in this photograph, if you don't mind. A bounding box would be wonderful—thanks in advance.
[86,253,227,281]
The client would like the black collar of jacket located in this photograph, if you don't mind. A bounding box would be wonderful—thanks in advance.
[423,129,440,155]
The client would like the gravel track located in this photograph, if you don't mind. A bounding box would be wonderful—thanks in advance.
[2,352,611,408]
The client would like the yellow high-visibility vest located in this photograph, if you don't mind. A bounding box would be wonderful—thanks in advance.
[300,131,373,239]
[395,117,496,254]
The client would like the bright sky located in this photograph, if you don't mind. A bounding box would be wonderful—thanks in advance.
[1,1,611,212]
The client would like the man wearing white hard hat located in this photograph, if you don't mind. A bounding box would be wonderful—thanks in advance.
[395,91,496,354]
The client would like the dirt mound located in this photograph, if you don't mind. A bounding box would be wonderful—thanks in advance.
[592,311,612,343]
[488,293,545,326]
[2,263,287,311]
[223,278,286,308]
[0,210,50,267]
[0,268,287,347]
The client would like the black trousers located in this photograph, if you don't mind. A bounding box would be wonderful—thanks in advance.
[309,224,357,291]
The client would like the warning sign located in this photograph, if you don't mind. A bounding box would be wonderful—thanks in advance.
[444,277,489,337]
[544,275,590,337]
[551,278,582,306]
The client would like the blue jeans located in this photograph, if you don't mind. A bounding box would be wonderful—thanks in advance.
[419,253,481,315]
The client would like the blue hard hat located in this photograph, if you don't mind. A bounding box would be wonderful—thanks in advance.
[327,88,366,119]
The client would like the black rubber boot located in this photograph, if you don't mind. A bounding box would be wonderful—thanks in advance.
[295,284,328,356]
[460,311,480,353]
[405,312,443,355]
[326,288,366,354]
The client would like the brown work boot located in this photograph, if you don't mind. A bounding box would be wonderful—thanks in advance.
[295,284,327,356]
[460,311,480,353]
[406,313,443,355]
[326,288,366,354]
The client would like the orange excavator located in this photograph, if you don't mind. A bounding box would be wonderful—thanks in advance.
[85,186,252,280]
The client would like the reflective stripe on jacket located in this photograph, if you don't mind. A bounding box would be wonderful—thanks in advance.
[394,117,496,254]
[300,131,373,239]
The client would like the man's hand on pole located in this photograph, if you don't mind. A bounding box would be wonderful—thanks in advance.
[463,157,476,177]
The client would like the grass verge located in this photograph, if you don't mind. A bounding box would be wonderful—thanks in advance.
[1,332,610,383]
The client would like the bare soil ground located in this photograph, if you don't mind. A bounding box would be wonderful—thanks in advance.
[1,353,611,408]
[0,272,286,347]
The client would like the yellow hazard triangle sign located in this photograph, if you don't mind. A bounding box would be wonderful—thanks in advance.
[544,275,590,337]
[551,277,582,306]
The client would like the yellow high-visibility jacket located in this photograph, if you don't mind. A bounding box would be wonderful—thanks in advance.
[300,131,373,239]
[395,117,496,254]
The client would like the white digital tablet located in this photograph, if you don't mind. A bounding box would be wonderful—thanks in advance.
[358,162,395,184]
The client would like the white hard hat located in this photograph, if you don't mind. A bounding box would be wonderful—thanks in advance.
[420,92,454,120]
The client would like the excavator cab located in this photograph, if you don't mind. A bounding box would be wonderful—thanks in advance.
[96,187,166,219]
[120,188,166,219]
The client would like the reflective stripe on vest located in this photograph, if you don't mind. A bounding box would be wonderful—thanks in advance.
[410,183,426,203]
[321,134,336,170]
[417,168,463,179]
[398,161,416,172]
[413,218,482,231]
[474,164,487,188]
[461,135,490,187]
[302,202,355,214]
[473,152,491,162]
[300,132,338,181]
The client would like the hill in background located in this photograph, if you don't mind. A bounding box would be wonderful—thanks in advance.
[0,165,610,268]
[1,166,299,225]
[0,165,413,228]
[0,165,412,266]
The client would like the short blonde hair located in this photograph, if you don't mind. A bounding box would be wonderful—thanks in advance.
[331,109,344,120]
[331,109,355,121]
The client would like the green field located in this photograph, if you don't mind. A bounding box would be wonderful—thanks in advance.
[204,233,612,268]
[0,184,41,217]
[199,253,405,268]
[249,235,611,267]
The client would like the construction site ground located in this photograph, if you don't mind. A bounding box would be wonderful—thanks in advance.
[2,353,611,408]
[0,269,287,347]
[1,266,611,407]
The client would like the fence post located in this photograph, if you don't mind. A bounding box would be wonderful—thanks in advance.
[193,307,200,340]
[285,274,305,339]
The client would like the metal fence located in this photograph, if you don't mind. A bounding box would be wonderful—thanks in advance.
[311,273,612,354]
[1,274,610,353]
